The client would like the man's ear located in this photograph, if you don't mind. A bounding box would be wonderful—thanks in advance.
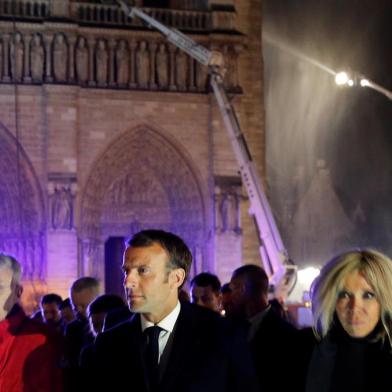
[16,283,23,298]
[171,268,186,289]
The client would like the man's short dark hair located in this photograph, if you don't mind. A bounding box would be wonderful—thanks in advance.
[41,293,63,306]
[70,276,100,293]
[127,230,192,278]
[191,272,221,293]
[59,297,72,310]
[221,282,231,294]
[88,294,125,316]
[232,264,269,298]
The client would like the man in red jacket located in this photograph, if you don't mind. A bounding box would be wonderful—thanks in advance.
[0,253,64,391]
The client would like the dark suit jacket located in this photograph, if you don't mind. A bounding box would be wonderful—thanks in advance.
[92,302,258,392]
[249,309,299,392]
[64,317,93,391]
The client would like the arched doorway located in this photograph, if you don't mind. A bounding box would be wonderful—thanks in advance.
[79,124,208,288]
[0,122,46,309]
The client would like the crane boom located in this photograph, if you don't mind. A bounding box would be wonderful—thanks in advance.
[116,0,296,294]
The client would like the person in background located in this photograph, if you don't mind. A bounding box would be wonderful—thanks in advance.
[79,294,127,376]
[190,272,222,313]
[229,264,298,392]
[87,294,126,337]
[303,249,392,392]
[40,293,65,333]
[65,277,100,390]
[60,298,76,326]
[0,253,63,391]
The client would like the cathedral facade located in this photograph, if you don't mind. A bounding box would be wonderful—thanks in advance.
[0,0,264,308]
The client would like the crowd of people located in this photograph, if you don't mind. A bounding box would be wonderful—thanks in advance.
[1,229,392,391]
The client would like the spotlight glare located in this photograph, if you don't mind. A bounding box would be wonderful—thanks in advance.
[298,267,320,288]
[360,79,370,87]
[347,79,354,87]
[335,71,349,85]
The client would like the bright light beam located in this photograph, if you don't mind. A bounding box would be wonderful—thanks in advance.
[335,72,350,85]
[263,31,392,102]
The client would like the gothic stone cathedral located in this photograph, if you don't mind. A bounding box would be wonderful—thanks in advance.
[0,0,264,310]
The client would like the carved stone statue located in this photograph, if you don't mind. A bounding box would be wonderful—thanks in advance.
[11,32,24,82]
[53,34,68,82]
[175,50,187,91]
[96,39,108,86]
[196,61,208,91]
[219,193,230,232]
[156,43,168,89]
[136,41,149,88]
[30,34,44,82]
[52,186,72,230]
[0,40,3,79]
[218,190,241,233]
[75,36,88,84]
[115,40,129,86]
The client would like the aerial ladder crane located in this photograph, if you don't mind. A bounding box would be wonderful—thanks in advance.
[114,1,297,297]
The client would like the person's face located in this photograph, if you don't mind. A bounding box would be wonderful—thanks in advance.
[41,302,61,324]
[89,312,106,337]
[335,270,381,338]
[229,275,247,318]
[0,265,22,321]
[61,306,75,324]
[122,243,185,323]
[191,284,221,312]
[71,288,98,319]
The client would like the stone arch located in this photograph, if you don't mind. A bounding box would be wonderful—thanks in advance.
[79,124,208,278]
[0,122,46,280]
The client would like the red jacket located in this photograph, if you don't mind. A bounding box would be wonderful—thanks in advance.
[0,304,64,392]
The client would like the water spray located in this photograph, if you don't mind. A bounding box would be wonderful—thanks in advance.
[263,32,392,102]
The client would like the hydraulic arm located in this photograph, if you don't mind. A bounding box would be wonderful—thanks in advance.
[115,0,296,295]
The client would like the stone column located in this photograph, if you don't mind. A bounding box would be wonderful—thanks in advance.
[108,38,116,87]
[232,44,242,91]
[149,41,157,90]
[68,35,77,82]
[44,34,53,82]
[168,45,176,91]
[128,39,137,88]
[189,58,196,91]
[87,37,96,86]
[23,33,32,82]
[2,33,11,82]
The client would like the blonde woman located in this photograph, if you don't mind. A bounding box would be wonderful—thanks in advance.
[304,249,392,392]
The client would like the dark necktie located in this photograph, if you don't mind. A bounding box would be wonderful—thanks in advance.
[144,326,163,391]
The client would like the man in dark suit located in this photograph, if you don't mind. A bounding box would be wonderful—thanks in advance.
[229,264,299,392]
[65,277,100,391]
[93,230,258,392]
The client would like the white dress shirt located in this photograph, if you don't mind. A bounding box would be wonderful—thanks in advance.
[140,301,181,363]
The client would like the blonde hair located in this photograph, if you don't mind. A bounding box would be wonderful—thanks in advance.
[0,253,22,283]
[311,249,392,346]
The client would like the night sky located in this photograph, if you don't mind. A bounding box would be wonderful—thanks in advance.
[263,0,392,265]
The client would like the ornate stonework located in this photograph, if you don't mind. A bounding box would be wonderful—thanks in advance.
[48,174,77,231]
[0,1,244,93]
[79,125,206,277]
[0,122,46,280]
